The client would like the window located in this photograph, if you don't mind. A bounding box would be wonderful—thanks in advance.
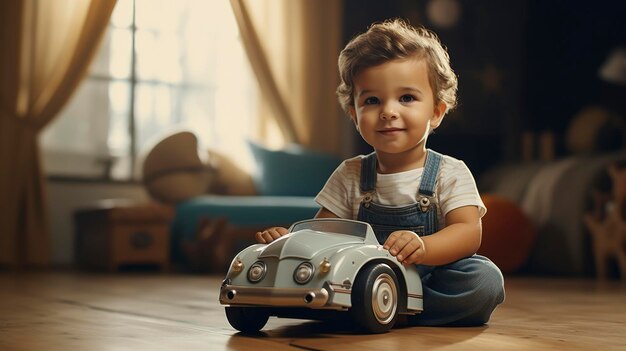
[42,0,258,180]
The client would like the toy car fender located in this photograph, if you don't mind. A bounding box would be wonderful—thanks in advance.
[321,244,424,312]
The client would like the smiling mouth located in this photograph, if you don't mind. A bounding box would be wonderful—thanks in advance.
[377,128,405,135]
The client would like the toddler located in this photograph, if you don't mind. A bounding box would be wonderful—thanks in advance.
[256,19,504,326]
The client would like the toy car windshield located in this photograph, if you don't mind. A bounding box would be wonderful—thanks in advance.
[290,219,368,238]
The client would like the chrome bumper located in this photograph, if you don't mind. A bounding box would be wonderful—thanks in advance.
[219,284,330,308]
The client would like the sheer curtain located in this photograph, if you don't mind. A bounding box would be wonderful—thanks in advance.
[0,0,116,267]
[230,0,344,154]
[42,0,261,179]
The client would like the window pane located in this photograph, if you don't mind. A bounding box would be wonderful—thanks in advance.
[179,87,216,145]
[110,0,133,28]
[135,83,177,152]
[134,0,161,30]
[135,0,186,31]
[90,28,132,79]
[42,79,111,155]
[145,32,181,83]
[110,28,132,79]
[134,29,156,81]
[135,29,182,83]
[108,82,131,154]
[181,1,218,85]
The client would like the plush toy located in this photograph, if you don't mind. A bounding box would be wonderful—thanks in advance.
[142,131,213,203]
[479,194,536,273]
[142,131,256,203]
[583,165,626,279]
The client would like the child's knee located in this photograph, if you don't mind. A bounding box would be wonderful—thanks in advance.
[416,257,505,326]
[455,262,504,326]
[477,259,505,297]
[473,261,505,319]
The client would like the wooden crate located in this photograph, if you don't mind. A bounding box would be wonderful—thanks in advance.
[74,200,175,271]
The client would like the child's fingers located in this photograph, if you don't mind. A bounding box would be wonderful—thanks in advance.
[383,231,402,251]
[401,242,425,265]
[385,232,412,257]
[255,229,277,244]
[255,227,288,244]
[267,228,284,240]
[255,231,269,243]
[394,236,417,262]
[386,231,423,263]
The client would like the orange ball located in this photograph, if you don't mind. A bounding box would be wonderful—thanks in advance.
[479,194,536,273]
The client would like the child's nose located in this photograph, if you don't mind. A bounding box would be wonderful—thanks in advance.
[380,109,398,120]
[380,101,398,120]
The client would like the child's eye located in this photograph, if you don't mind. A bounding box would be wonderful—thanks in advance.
[399,95,416,103]
[364,97,379,105]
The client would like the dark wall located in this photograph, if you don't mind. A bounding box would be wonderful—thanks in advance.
[525,0,626,141]
[342,0,626,177]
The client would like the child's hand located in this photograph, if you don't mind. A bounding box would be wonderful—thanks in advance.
[255,227,289,244]
[383,230,426,265]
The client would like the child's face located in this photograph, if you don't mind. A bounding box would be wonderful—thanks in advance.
[349,57,446,156]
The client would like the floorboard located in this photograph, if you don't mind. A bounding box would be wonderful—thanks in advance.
[1,271,624,350]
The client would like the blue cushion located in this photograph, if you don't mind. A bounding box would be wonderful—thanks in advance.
[248,141,341,196]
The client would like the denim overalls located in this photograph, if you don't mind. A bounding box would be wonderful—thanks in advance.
[357,150,505,326]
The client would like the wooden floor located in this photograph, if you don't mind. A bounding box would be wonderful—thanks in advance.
[1,271,625,351]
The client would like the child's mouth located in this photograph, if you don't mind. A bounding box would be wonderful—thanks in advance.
[378,128,405,135]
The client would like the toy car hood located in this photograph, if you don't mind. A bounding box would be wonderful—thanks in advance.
[257,230,366,260]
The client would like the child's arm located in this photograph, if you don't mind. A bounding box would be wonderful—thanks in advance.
[384,205,481,266]
[315,207,340,219]
[255,207,339,243]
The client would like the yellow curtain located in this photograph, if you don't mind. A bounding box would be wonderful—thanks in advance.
[230,0,343,154]
[0,0,116,268]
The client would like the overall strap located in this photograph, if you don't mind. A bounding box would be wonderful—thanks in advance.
[360,152,377,192]
[418,149,443,196]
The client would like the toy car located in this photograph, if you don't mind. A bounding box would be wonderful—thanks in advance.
[219,218,423,333]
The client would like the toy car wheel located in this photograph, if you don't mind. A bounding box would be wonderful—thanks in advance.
[351,263,399,333]
[225,306,269,333]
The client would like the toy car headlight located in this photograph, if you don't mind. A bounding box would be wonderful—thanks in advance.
[293,262,314,284]
[247,261,267,283]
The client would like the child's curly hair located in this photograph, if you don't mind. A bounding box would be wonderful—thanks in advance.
[337,19,458,115]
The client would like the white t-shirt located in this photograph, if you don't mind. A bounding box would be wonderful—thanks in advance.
[315,153,487,230]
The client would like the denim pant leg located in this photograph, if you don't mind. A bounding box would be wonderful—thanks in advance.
[409,255,505,326]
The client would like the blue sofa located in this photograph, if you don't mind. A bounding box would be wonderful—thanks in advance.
[169,142,341,270]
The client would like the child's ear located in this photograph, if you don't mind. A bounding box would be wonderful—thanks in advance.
[349,106,359,130]
[430,101,447,129]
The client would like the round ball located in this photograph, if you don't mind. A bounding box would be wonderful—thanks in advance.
[479,194,536,273]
